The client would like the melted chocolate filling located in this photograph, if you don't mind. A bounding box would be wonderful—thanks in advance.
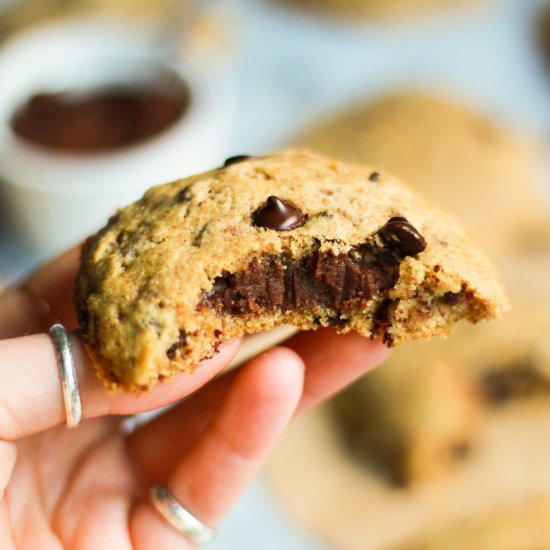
[201,243,403,318]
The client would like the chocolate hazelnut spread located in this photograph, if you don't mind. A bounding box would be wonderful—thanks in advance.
[11,76,190,152]
[201,242,403,318]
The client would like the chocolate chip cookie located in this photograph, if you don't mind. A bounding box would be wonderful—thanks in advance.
[76,150,507,391]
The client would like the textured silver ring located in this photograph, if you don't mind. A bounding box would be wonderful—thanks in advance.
[49,324,82,428]
[150,483,216,545]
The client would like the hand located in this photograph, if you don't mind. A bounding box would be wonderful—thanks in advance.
[0,247,390,549]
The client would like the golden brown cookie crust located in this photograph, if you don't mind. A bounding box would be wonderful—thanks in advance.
[76,150,507,391]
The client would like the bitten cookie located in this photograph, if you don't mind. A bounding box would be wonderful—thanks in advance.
[76,150,507,392]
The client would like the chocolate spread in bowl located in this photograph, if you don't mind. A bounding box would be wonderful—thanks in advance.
[11,74,190,152]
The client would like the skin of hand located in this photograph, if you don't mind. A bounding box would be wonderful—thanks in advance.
[0,247,390,549]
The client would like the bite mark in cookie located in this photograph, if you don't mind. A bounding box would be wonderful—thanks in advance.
[252,196,308,231]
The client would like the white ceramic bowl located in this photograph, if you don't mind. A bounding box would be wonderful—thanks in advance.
[0,18,236,260]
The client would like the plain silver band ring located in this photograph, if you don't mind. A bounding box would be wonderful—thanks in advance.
[150,483,216,545]
[49,324,82,428]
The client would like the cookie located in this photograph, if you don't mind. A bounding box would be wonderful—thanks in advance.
[535,3,550,77]
[0,0,173,40]
[399,500,550,550]
[299,92,547,258]
[75,150,507,391]
[275,0,476,21]
[331,353,482,486]
[265,398,550,550]
[303,93,550,483]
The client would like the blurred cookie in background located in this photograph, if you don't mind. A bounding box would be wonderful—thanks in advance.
[265,397,550,550]
[331,352,483,487]
[297,92,550,487]
[535,2,550,77]
[398,499,550,550]
[274,0,480,21]
[298,92,548,258]
[0,0,195,39]
[0,0,165,35]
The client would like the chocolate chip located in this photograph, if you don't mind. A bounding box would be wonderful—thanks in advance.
[223,155,254,167]
[252,196,307,231]
[379,217,427,256]
[451,443,470,459]
[441,290,466,306]
[192,224,209,247]
[167,330,187,359]
[175,185,192,203]
[369,172,381,182]
[327,316,347,326]
[373,298,392,336]
[479,362,550,404]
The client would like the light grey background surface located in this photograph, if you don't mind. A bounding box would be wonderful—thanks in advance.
[1,0,550,548]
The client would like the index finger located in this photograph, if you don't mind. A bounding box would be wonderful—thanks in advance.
[0,246,81,339]
[0,331,241,440]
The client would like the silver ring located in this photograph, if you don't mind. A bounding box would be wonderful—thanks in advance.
[150,483,216,545]
[49,324,82,428]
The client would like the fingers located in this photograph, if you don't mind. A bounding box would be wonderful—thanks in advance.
[129,329,390,482]
[284,328,391,413]
[0,332,241,440]
[130,348,304,549]
[0,287,56,339]
[129,369,239,482]
[0,246,81,338]
[25,246,81,329]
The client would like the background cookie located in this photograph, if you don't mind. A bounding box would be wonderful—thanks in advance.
[398,499,550,550]
[299,92,548,258]
[265,398,550,550]
[300,92,550,483]
[0,0,176,39]
[331,355,482,486]
[274,0,479,21]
